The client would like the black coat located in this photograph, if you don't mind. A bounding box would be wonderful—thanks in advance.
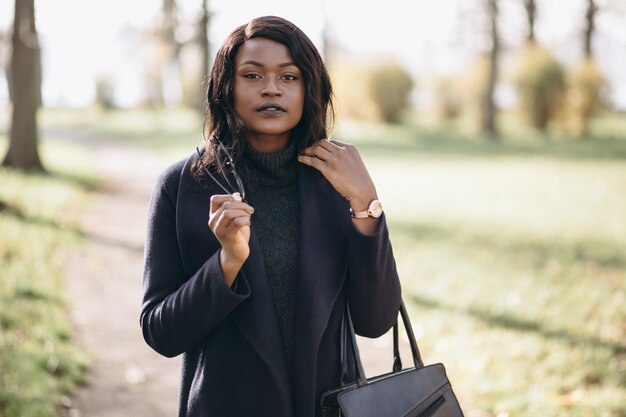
[141,152,401,417]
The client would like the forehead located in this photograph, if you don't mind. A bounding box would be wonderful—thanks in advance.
[235,37,295,66]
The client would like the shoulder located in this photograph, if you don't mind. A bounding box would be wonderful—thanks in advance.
[159,158,186,186]
[152,152,200,202]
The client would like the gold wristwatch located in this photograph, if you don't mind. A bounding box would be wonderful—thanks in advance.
[350,199,383,219]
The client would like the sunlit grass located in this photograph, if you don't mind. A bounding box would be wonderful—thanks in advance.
[41,106,203,163]
[335,116,626,417]
[0,133,94,417]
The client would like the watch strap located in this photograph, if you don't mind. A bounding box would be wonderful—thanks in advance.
[350,208,370,219]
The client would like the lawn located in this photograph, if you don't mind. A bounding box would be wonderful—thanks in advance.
[338,115,626,416]
[6,107,626,416]
[0,132,95,417]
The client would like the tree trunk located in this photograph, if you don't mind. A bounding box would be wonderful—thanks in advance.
[3,0,43,170]
[584,0,597,58]
[524,0,536,41]
[320,0,331,64]
[163,0,177,48]
[199,0,211,111]
[159,0,181,106]
[481,0,499,138]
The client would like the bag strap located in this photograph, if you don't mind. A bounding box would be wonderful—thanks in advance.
[339,312,349,386]
[393,319,402,372]
[399,301,425,368]
[338,305,367,387]
[339,301,425,387]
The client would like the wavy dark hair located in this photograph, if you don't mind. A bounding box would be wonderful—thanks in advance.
[193,15,334,184]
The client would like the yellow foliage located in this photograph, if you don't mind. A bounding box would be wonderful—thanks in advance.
[564,58,608,136]
[512,42,566,131]
[432,76,463,120]
[330,59,414,123]
[330,62,379,121]
[453,54,492,124]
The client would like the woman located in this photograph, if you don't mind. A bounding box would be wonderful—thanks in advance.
[141,15,401,417]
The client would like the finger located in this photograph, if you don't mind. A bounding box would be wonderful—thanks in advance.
[328,139,352,148]
[210,193,239,213]
[317,138,345,151]
[211,209,252,237]
[210,193,245,214]
[215,213,251,233]
[219,201,254,214]
[218,215,251,240]
[230,216,252,227]
[327,140,360,162]
[297,154,327,172]
[301,144,333,161]
[209,206,251,231]
[209,203,252,228]
[302,139,334,152]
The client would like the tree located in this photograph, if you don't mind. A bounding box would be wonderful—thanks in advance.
[584,0,598,57]
[368,63,414,123]
[480,0,499,138]
[512,44,566,131]
[198,0,211,110]
[524,0,537,41]
[3,0,43,170]
[566,0,604,136]
[145,0,182,107]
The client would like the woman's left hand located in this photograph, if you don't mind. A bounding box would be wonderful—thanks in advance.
[298,139,377,211]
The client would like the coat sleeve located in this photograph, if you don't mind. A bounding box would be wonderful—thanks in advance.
[140,166,250,358]
[345,213,402,338]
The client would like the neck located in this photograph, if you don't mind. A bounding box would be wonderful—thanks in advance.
[245,132,290,153]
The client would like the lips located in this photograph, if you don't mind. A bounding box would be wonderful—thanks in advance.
[256,102,286,115]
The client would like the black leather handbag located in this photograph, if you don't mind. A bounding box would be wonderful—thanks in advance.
[320,302,465,417]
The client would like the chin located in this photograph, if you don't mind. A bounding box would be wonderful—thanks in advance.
[250,124,298,136]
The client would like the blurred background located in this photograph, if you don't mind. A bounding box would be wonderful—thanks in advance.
[0,0,625,416]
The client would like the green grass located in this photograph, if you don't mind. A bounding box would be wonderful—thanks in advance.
[0,134,95,417]
[41,107,204,163]
[335,114,626,417]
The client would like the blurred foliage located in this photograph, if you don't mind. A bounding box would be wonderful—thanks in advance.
[456,54,491,127]
[179,46,205,110]
[0,136,95,417]
[331,60,414,124]
[512,42,567,131]
[564,58,608,136]
[368,63,415,123]
[94,77,116,110]
[432,76,463,121]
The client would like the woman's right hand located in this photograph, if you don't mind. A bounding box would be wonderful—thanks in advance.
[208,193,254,286]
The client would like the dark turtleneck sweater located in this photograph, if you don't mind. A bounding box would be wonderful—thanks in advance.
[239,140,299,378]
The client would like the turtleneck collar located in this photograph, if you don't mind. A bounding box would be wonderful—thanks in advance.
[240,139,299,189]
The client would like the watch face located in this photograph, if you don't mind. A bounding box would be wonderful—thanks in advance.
[368,200,383,218]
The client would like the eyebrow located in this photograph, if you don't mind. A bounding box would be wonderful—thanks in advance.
[239,60,298,68]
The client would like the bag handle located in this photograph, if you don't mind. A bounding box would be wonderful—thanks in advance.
[340,301,425,388]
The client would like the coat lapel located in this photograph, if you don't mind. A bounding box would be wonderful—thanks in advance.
[230,229,292,408]
[293,165,349,386]
[176,154,291,410]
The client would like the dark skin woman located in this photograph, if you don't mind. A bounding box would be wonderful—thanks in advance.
[141,16,401,417]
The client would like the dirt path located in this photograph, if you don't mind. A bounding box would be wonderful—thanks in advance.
[62,138,408,417]
[64,140,180,417]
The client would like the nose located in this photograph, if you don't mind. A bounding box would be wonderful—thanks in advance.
[261,77,281,97]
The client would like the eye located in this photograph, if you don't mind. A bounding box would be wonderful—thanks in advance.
[281,74,298,81]
[243,73,261,80]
